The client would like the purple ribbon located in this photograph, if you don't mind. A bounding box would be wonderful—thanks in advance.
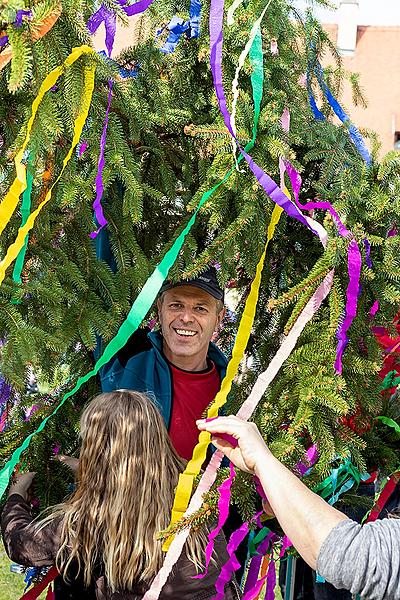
[119,0,155,17]
[0,35,8,47]
[90,79,112,238]
[334,239,362,373]
[208,0,319,238]
[194,462,235,579]
[243,532,273,596]
[87,4,116,57]
[283,159,362,375]
[14,9,32,27]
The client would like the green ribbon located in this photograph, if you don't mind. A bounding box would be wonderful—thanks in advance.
[0,32,265,499]
[313,456,369,506]
[376,415,400,436]
[380,370,400,391]
[11,160,34,301]
[249,525,272,557]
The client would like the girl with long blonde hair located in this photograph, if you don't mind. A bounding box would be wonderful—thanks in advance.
[2,391,241,599]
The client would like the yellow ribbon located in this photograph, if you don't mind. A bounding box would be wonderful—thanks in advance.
[0,46,95,286]
[163,203,283,550]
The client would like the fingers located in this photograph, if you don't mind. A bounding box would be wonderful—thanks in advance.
[197,415,247,436]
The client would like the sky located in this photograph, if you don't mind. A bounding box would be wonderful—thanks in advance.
[292,0,400,25]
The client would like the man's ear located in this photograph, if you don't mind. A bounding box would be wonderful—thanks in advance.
[156,298,162,321]
[217,306,226,326]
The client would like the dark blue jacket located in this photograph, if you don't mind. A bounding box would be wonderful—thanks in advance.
[99,329,228,428]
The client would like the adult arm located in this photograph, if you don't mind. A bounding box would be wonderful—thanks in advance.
[197,416,347,569]
[317,517,400,600]
[1,473,60,566]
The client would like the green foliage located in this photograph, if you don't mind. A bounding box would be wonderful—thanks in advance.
[0,0,398,532]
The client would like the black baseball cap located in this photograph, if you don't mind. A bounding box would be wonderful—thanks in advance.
[159,266,224,302]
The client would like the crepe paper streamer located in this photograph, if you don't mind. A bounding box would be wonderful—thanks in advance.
[307,56,371,166]
[163,29,278,550]
[159,0,201,53]
[227,0,244,26]
[0,88,266,497]
[295,444,318,476]
[89,78,112,239]
[334,239,362,374]
[376,415,400,435]
[0,48,95,288]
[313,455,370,506]
[280,108,290,133]
[19,566,58,600]
[380,370,400,391]
[365,472,400,523]
[0,44,91,240]
[212,511,264,600]
[87,4,116,57]
[164,205,283,550]
[363,238,372,269]
[0,35,8,46]
[230,5,271,164]
[194,462,235,579]
[118,0,155,17]
[369,300,379,318]
[0,4,62,72]
[280,535,291,558]
[236,270,334,423]
[144,273,335,600]
[12,161,34,287]
[282,159,362,374]
[24,404,39,421]
[244,533,273,595]
[78,140,88,157]
[209,0,320,239]
[270,39,278,56]
[14,9,32,27]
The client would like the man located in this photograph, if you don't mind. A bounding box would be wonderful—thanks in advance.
[99,267,227,460]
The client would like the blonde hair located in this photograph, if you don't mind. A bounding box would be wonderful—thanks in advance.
[38,391,205,592]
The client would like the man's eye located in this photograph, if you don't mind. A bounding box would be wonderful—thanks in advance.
[170,303,181,309]
[195,307,208,313]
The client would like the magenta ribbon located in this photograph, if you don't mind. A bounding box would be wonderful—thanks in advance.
[295,443,318,476]
[283,159,362,375]
[369,300,379,318]
[208,0,319,238]
[194,462,235,579]
[211,511,263,600]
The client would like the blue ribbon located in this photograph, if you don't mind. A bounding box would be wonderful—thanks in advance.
[307,55,371,166]
[158,0,201,54]
[97,50,139,79]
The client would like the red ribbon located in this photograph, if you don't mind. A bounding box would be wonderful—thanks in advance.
[19,566,58,600]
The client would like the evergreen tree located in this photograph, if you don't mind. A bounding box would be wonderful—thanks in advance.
[0,0,399,527]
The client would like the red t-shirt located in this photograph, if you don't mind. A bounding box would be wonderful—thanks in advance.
[168,360,221,460]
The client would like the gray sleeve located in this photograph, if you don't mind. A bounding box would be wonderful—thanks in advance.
[316,518,400,600]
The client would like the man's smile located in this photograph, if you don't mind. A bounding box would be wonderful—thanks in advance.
[173,328,198,337]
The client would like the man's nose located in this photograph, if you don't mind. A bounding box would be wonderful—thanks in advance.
[179,307,194,322]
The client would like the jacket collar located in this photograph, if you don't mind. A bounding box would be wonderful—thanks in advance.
[148,330,228,373]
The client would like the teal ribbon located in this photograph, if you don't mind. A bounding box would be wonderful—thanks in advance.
[314,455,370,506]
[0,32,265,499]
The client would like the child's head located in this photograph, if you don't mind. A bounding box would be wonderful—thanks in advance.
[56,390,186,591]
[78,390,178,485]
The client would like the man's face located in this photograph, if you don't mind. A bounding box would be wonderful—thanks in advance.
[157,286,225,367]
